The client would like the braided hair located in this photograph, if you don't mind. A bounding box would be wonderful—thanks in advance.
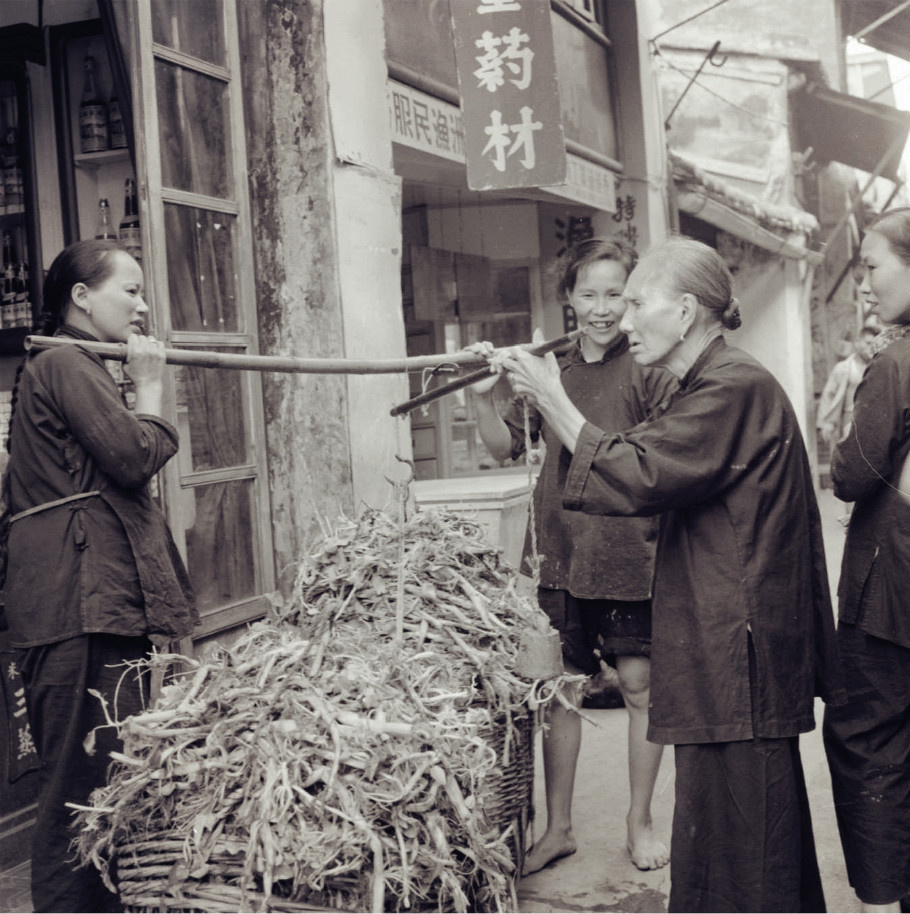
[6,240,124,453]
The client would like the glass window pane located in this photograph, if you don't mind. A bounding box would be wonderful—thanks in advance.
[164,204,239,332]
[151,0,226,67]
[184,480,256,612]
[155,61,232,198]
[174,356,249,472]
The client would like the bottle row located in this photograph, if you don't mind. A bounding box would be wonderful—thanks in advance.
[80,55,127,155]
[91,177,142,263]
[1,229,31,330]
[1,101,24,214]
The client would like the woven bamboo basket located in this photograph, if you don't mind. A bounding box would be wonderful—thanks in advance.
[116,708,535,914]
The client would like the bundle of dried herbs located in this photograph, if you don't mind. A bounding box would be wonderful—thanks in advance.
[73,508,571,913]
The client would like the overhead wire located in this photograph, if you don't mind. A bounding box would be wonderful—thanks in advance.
[654,51,791,128]
[650,0,736,44]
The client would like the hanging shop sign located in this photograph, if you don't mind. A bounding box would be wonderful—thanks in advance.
[450,0,566,191]
[388,81,466,163]
[561,155,617,213]
[388,79,613,212]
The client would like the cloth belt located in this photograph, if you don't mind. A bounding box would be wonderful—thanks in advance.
[9,490,100,524]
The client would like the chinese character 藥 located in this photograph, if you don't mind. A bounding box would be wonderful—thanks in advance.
[473,27,534,92]
[481,106,542,172]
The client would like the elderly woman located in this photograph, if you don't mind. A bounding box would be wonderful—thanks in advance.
[499,237,844,913]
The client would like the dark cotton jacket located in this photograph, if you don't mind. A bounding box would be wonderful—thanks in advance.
[4,327,197,649]
[563,337,844,745]
[502,335,675,600]
[832,334,910,647]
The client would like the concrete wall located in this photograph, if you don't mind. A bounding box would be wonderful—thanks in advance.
[728,244,815,442]
[324,0,411,514]
[238,0,354,584]
[610,0,672,249]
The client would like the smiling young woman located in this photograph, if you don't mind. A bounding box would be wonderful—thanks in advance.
[468,237,676,875]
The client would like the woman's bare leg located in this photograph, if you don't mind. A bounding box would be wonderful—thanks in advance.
[617,654,668,871]
[523,678,583,875]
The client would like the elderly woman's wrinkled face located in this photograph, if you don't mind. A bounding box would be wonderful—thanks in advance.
[859,230,910,326]
[619,264,685,367]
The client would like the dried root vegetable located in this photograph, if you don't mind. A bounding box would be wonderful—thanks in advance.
[73,507,574,913]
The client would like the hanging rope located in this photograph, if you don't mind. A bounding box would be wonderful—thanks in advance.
[522,399,542,587]
[385,456,415,643]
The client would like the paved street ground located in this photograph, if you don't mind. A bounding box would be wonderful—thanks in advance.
[517,486,857,913]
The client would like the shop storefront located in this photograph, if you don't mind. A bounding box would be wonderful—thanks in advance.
[0,0,285,869]
[0,0,671,869]
[384,0,651,481]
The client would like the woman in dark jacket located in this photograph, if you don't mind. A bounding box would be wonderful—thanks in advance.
[823,207,910,913]
[4,240,196,912]
[471,239,674,874]
[498,237,844,913]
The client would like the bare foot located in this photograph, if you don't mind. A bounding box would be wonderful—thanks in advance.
[522,827,577,876]
[627,817,669,871]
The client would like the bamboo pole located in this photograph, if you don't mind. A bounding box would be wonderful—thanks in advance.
[24,331,581,376]
[389,329,584,417]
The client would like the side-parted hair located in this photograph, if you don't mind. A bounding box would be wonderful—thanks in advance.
[39,239,125,336]
[6,240,125,453]
[553,236,638,301]
[866,207,910,266]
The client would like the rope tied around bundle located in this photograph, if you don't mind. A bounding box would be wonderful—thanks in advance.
[385,455,415,644]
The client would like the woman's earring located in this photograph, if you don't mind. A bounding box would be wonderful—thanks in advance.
[679,331,686,342]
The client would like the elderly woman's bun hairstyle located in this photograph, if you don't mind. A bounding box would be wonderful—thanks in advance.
[645,236,742,331]
[865,207,910,266]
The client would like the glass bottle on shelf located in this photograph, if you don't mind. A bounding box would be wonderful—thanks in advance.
[0,104,5,212]
[94,198,116,240]
[108,95,127,150]
[79,55,108,153]
[119,178,141,261]
[14,260,30,328]
[2,231,17,329]
[2,125,22,211]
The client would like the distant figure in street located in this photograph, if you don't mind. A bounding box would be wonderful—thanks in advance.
[3,240,196,912]
[823,207,910,913]
[816,326,876,451]
[497,237,844,913]
[470,238,675,874]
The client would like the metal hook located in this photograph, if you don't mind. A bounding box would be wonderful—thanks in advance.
[385,454,416,487]
[664,40,726,131]
[708,42,728,67]
[385,455,416,517]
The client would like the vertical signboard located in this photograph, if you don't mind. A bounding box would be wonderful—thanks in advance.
[451,0,566,191]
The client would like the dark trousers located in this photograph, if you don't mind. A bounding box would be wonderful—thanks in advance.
[21,634,151,913]
[670,737,826,913]
[823,623,910,906]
